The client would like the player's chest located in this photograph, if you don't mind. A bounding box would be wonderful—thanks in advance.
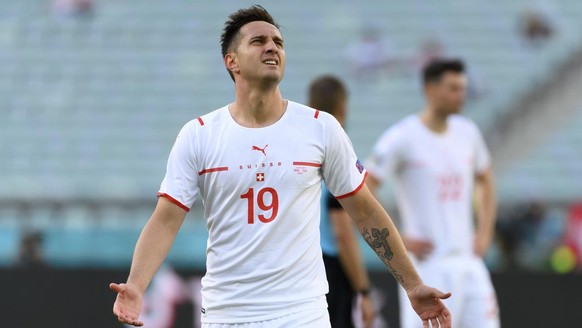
[196,130,324,191]
[403,136,474,175]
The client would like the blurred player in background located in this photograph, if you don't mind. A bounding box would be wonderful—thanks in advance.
[366,58,500,328]
[110,5,452,328]
[309,75,376,328]
[125,265,185,328]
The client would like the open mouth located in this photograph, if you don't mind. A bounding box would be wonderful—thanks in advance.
[263,60,277,66]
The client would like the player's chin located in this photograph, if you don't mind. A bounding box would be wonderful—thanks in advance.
[262,72,283,84]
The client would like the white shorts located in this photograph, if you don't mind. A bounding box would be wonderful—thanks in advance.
[201,308,331,328]
[399,255,500,328]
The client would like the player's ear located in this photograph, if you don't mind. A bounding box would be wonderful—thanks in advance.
[225,53,240,75]
[423,82,434,98]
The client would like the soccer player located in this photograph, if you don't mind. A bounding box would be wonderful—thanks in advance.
[110,6,452,328]
[366,58,500,328]
[309,75,376,328]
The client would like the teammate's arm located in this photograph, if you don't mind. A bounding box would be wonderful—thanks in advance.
[110,197,187,327]
[338,183,452,328]
[328,204,376,327]
[473,167,497,258]
[328,193,371,294]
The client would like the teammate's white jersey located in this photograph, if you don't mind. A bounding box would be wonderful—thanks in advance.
[158,101,367,324]
[366,114,490,259]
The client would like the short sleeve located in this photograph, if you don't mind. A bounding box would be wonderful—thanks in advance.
[158,122,200,211]
[321,114,367,199]
[472,123,491,174]
[365,127,404,182]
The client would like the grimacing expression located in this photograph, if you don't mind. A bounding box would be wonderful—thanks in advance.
[227,21,285,84]
[428,72,467,114]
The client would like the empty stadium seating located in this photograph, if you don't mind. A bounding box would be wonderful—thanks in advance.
[1,0,581,266]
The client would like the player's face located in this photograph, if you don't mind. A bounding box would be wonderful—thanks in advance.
[430,72,467,115]
[229,21,286,85]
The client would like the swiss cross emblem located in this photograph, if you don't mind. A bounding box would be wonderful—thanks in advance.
[256,173,265,182]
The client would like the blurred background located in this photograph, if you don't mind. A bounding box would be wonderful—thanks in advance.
[0,0,581,327]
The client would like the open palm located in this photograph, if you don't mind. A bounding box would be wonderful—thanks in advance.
[110,283,144,327]
[407,284,452,328]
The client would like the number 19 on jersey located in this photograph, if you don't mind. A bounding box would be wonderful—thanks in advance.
[240,187,279,224]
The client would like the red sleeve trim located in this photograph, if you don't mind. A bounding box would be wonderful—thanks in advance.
[314,110,320,119]
[198,166,229,176]
[197,117,205,126]
[335,171,368,199]
[293,161,322,167]
[157,192,190,212]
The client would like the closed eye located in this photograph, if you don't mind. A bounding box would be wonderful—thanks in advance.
[273,36,284,48]
[250,36,265,45]
[249,35,284,48]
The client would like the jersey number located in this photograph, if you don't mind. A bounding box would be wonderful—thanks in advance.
[438,174,463,202]
[240,187,279,224]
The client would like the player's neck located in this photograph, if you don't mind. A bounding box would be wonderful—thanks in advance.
[231,85,286,128]
[420,107,448,134]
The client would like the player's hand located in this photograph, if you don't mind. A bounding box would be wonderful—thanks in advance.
[403,237,434,260]
[359,293,376,328]
[110,282,144,327]
[473,233,491,258]
[406,284,452,328]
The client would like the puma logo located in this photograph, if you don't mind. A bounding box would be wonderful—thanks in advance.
[252,144,268,156]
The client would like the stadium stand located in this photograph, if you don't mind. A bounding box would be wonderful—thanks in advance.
[497,108,582,203]
[1,0,582,267]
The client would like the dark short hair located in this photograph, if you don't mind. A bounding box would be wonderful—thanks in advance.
[422,58,465,85]
[220,5,280,81]
[308,75,347,117]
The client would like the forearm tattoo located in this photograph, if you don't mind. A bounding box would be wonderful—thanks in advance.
[363,227,393,261]
[362,227,404,284]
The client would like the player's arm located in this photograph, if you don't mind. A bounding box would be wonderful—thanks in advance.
[338,183,452,327]
[338,183,418,289]
[473,167,497,257]
[110,197,187,326]
[366,173,434,260]
[365,173,382,196]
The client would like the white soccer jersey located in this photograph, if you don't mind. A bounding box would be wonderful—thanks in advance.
[158,101,367,324]
[366,115,490,259]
